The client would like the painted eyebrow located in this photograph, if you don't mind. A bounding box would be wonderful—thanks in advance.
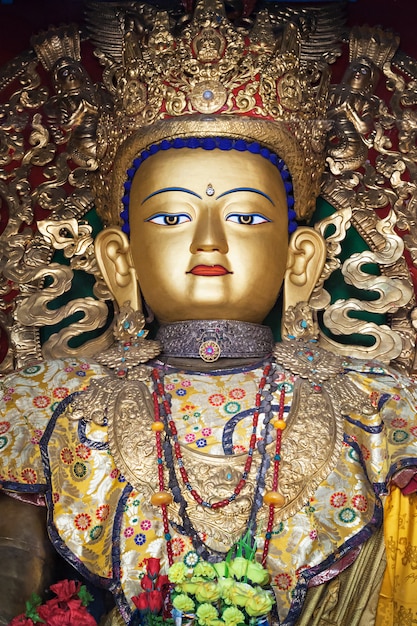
[141,187,202,204]
[215,187,275,206]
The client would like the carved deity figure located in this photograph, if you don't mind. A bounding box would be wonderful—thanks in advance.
[31,25,101,169]
[0,3,417,626]
[326,57,380,174]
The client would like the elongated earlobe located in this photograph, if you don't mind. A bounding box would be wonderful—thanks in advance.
[283,227,326,312]
[95,227,141,311]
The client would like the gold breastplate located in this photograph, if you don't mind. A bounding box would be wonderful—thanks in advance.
[105,375,345,553]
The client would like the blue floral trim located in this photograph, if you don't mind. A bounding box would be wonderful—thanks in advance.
[377,393,391,410]
[0,479,46,492]
[343,434,375,484]
[152,357,270,378]
[40,393,78,461]
[223,409,257,454]
[111,484,135,622]
[343,414,384,434]
[78,418,109,451]
[40,395,116,593]
[222,404,283,454]
[121,137,296,235]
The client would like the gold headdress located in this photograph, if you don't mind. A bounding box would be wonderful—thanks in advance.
[89,0,330,225]
[2,1,417,374]
[31,24,81,72]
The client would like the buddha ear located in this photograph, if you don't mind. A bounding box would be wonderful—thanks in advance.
[283,226,326,312]
[95,227,141,311]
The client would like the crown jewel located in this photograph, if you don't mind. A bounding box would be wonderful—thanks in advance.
[89,0,330,224]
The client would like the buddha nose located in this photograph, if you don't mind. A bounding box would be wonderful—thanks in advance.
[190,209,229,254]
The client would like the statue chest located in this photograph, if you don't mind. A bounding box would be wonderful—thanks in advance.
[104,364,349,554]
[46,359,390,622]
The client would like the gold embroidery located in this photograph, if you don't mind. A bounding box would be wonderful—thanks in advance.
[98,371,345,553]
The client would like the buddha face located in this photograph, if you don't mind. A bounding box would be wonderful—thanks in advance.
[128,148,289,324]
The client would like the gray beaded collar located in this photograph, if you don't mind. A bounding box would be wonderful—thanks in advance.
[156,320,275,362]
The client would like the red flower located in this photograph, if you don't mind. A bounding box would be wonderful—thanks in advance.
[49,580,81,603]
[140,575,153,591]
[155,575,169,590]
[146,558,161,578]
[9,580,97,626]
[132,593,149,611]
[133,558,168,618]
[38,598,97,626]
[74,513,92,531]
[132,589,164,614]
[8,616,35,626]
[147,590,163,614]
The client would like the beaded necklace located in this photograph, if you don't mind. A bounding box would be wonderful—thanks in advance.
[149,362,288,565]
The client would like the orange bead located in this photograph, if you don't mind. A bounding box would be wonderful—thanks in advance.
[263,491,285,507]
[151,422,165,432]
[273,420,286,430]
[151,491,173,506]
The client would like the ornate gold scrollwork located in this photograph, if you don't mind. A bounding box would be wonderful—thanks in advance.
[0,26,113,371]
[1,7,417,374]
[315,25,417,371]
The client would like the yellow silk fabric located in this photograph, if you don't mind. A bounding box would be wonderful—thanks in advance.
[376,486,417,626]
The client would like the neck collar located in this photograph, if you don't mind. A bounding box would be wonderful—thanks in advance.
[156,320,274,362]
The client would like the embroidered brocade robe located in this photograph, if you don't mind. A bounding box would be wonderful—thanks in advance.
[0,352,417,625]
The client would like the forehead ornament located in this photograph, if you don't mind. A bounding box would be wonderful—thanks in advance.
[121,137,297,235]
[92,3,330,227]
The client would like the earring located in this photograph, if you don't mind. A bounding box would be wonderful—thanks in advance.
[94,301,161,377]
[282,301,319,341]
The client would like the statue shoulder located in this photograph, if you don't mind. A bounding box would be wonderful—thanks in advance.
[0,358,108,490]
[0,358,109,414]
[343,355,417,396]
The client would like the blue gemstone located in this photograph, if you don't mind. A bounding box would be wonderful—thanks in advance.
[203,90,214,100]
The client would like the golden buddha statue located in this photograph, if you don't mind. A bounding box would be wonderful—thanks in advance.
[1,3,417,626]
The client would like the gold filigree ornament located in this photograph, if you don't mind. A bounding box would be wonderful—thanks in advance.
[316,25,417,371]
[1,1,417,374]
[94,302,161,377]
[68,361,347,554]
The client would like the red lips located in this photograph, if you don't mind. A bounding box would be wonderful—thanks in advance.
[188,265,231,276]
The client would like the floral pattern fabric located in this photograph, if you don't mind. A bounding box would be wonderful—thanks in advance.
[0,356,417,625]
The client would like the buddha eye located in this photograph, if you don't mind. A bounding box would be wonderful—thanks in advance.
[225,213,271,225]
[145,213,192,226]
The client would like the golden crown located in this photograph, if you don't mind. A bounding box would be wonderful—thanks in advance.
[89,0,330,224]
[349,24,399,68]
[31,23,81,72]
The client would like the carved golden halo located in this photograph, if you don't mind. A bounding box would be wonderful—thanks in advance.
[1,7,417,373]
